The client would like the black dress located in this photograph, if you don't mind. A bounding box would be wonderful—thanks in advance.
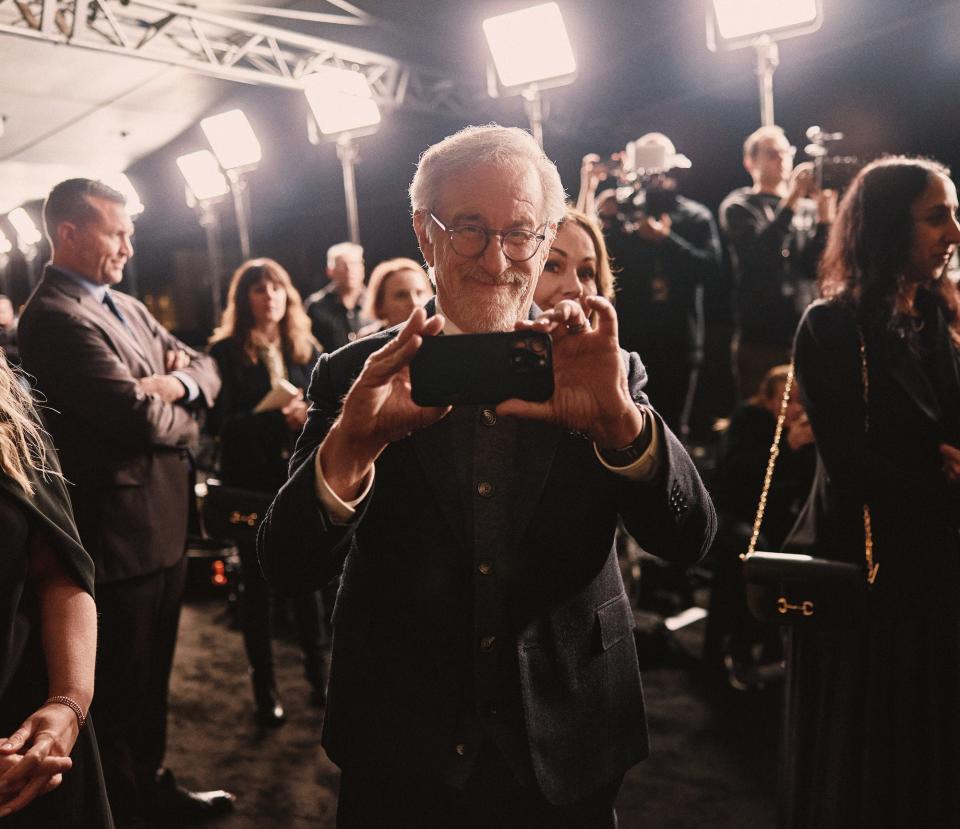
[783,294,960,828]
[207,338,327,697]
[0,446,113,828]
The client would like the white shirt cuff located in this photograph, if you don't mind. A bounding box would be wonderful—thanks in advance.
[593,410,661,482]
[314,449,374,525]
[171,370,200,403]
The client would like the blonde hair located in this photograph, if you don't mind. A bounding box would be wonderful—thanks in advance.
[561,207,616,300]
[362,258,431,322]
[209,258,319,365]
[0,357,57,494]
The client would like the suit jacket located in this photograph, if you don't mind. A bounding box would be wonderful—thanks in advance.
[258,309,716,804]
[207,337,318,493]
[18,266,221,583]
[785,297,960,612]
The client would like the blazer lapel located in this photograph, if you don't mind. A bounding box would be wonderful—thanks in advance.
[99,292,156,369]
[885,334,942,424]
[408,407,475,555]
[506,418,561,543]
[46,269,155,372]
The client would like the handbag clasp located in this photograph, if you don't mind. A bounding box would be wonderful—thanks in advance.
[777,597,814,616]
[229,510,259,527]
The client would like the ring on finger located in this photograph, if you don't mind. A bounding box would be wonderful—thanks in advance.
[565,322,587,334]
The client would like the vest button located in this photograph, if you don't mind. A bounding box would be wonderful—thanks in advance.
[477,481,494,498]
[478,560,493,575]
[480,635,496,651]
[455,743,466,757]
[480,408,497,426]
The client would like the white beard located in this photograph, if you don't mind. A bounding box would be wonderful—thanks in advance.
[439,268,531,332]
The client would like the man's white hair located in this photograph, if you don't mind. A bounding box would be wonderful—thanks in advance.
[409,124,567,231]
[326,241,363,269]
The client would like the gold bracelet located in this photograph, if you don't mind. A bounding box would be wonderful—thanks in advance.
[45,695,87,730]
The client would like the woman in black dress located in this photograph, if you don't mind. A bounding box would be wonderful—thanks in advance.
[0,356,112,826]
[784,157,960,827]
[208,258,325,726]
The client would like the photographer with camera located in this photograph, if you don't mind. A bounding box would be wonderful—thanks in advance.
[580,133,721,441]
[720,125,838,400]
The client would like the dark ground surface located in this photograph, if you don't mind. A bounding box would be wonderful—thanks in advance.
[162,592,778,829]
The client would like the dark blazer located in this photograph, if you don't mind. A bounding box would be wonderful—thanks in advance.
[18,266,221,583]
[208,337,318,493]
[785,297,960,611]
[258,308,716,804]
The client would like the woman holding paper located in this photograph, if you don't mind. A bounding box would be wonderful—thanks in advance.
[208,258,326,726]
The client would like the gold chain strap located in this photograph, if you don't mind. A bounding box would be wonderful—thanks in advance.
[743,330,878,587]
[743,364,795,559]
[858,329,879,585]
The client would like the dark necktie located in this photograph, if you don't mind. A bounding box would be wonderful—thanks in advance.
[102,291,128,327]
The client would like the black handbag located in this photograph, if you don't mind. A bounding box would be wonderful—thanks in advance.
[742,331,878,626]
[201,479,273,549]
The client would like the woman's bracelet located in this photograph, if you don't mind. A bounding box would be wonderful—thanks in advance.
[45,695,87,730]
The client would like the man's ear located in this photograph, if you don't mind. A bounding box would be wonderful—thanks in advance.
[413,211,435,267]
[56,221,78,249]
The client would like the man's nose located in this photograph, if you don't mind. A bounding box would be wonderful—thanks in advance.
[479,233,510,273]
[121,236,134,257]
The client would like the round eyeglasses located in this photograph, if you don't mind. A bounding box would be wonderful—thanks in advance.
[429,212,548,263]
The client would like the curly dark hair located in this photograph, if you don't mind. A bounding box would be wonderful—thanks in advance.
[818,155,960,345]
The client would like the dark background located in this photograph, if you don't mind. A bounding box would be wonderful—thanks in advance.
[7,0,960,424]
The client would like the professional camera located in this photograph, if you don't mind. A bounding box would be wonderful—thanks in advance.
[603,134,692,223]
[804,125,864,194]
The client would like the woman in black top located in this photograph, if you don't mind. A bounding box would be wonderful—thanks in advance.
[0,355,112,826]
[784,157,960,827]
[208,258,325,726]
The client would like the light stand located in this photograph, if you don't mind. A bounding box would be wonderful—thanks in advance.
[201,110,262,262]
[225,169,252,260]
[521,86,545,149]
[483,3,577,150]
[707,0,823,127]
[334,136,361,245]
[303,67,382,246]
[195,197,226,321]
[7,208,43,289]
[177,149,231,327]
[754,37,780,127]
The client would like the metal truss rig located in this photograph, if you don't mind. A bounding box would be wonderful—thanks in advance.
[0,0,472,116]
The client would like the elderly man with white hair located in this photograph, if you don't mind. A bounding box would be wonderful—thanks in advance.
[304,240,368,353]
[259,124,715,827]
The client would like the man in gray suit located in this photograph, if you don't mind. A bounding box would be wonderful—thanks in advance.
[19,179,232,829]
[259,126,716,826]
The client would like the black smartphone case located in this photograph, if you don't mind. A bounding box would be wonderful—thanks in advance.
[410,331,554,406]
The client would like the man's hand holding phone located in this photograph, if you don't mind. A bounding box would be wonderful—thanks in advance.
[498,297,645,450]
[319,307,449,501]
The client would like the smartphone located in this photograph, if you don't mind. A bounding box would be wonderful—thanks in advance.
[410,331,553,407]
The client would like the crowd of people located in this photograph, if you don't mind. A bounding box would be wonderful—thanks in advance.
[0,120,958,828]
